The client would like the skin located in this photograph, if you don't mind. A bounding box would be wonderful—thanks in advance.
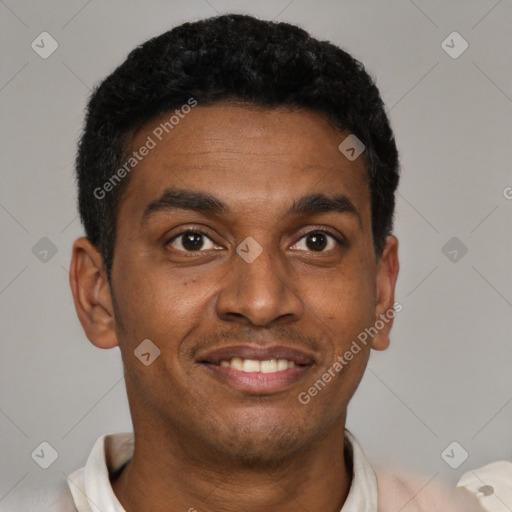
[69,103,399,512]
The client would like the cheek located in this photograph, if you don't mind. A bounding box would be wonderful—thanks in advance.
[111,252,205,350]
[305,263,376,342]
[112,265,206,399]
[302,277,374,412]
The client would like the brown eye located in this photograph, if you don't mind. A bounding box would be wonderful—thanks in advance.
[166,230,218,252]
[308,232,329,251]
[290,231,341,252]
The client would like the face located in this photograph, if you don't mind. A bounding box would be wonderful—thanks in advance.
[71,103,399,467]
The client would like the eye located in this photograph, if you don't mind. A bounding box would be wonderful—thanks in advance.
[166,230,220,252]
[290,230,342,252]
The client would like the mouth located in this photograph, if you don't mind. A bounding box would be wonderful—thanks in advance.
[196,345,315,394]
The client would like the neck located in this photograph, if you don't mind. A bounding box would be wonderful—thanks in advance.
[111,420,352,512]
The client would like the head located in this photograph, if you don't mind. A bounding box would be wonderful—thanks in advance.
[70,14,400,466]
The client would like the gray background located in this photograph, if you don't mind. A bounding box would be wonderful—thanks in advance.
[1,0,511,507]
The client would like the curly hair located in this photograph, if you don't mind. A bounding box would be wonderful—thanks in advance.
[76,13,399,283]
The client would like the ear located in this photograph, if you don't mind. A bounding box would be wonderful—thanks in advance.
[371,235,400,351]
[69,237,119,349]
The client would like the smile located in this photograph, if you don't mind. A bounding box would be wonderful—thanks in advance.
[219,357,297,373]
[196,345,315,394]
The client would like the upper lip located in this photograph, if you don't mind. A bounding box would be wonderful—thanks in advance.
[196,345,315,365]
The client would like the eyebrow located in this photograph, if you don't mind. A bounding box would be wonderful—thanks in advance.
[289,193,360,224]
[142,189,228,225]
[141,188,361,225]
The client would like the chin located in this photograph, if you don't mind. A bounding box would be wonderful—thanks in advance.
[199,416,319,469]
[221,435,307,469]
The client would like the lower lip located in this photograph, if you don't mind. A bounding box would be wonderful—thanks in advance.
[200,363,312,394]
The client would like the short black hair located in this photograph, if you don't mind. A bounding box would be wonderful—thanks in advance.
[76,13,399,283]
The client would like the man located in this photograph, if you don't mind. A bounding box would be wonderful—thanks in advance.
[60,13,483,512]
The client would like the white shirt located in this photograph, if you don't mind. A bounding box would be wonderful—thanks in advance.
[1,430,496,511]
[457,460,512,512]
[65,430,378,512]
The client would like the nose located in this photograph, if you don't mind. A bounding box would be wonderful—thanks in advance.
[215,244,305,327]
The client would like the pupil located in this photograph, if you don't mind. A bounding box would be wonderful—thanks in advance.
[183,232,203,251]
[307,233,327,251]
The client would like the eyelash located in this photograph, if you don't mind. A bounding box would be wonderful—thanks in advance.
[165,228,345,253]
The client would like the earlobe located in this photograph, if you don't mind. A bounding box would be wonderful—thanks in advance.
[371,235,400,352]
[69,237,119,349]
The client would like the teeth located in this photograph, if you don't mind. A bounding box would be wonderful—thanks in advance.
[218,358,297,373]
[261,359,278,373]
[230,357,244,370]
[242,359,260,372]
[277,359,289,371]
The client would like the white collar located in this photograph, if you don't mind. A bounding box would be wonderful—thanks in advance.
[67,429,378,512]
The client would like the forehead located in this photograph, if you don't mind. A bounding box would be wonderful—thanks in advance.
[117,103,370,225]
